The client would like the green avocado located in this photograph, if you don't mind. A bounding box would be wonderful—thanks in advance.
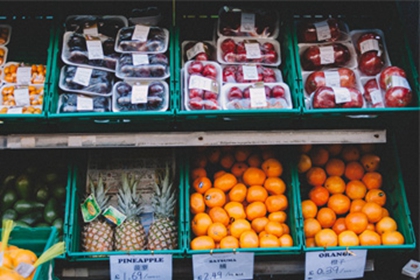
[15,174,32,199]
[18,211,43,226]
[52,217,64,234]
[52,185,66,201]
[35,186,50,203]
[44,198,59,224]
[1,189,18,211]
[14,220,30,228]
[35,222,51,227]
[13,199,45,215]
[44,172,59,184]
[2,209,18,220]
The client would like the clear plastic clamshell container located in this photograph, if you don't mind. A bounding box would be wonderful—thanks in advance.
[115,53,170,80]
[0,24,11,45]
[181,41,217,65]
[0,84,44,114]
[0,45,8,67]
[65,15,128,38]
[2,62,47,85]
[114,25,169,54]
[222,64,283,84]
[57,93,112,113]
[296,18,350,44]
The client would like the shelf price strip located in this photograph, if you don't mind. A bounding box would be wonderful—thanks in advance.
[192,252,254,280]
[109,254,172,280]
[305,250,367,280]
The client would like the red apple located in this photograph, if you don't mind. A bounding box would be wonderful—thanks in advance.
[271,85,286,98]
[341,88,364,108]
[305,68,356,94]
[223,67,236,83]
[236,42,246,54]
[261,42,275,53]
[204,90,218,100]
[379,66,407,90]
[299,18,341,43]
[312,86,336,108]
[363,78,384,107]
[188,97,203,110]
[202,64,218,79]
[187,61,203,75]
[356,32,382,53]
[203,99,219,110]
[189,88,204,99]
[227,87,243,101]
[301,43,351,71]
[384,87,412,107]
[221,38,236,54]
[358,51,384,76]
[236,53,247,63]
[263,50,278,64]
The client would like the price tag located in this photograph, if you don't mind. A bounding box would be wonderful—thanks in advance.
[314,20,332,41]
[83,25,99,36]
[370,89,384,105]
[319,46,335,65]
[133,54,150,66]
[14,88,30,106]
[81,194,101,223]
[15,262,35,278]
[305,250,367,280]
[240,13,256,33]
[21,137,36,148]
[132,25,150,42]
[250,87,267,108]
[242,65,259,80]
[186,42,206,61]
[86,39,104,60]
[359,39,380,54]
[110,254,172,280]
[390,75,411,90]
[131,85,149,104]
[332,87,351,104]
[16,67,31,85]
[324,71,341,87]
[73,67,93,87]
[245,43,261,59]
[7,107,23,114]
[77,96,94,111]
[193,253,254,280]
[189,75,218,93]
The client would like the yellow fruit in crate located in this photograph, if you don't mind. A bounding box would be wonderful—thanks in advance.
[0,267,24,280]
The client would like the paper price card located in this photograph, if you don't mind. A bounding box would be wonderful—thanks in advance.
[189,75,218,93]
[77,96,94,111]
[131,85,149,104]
[133,25,150,42]
[193,252,254,280]
[86,39,104,60]
[133,54,150,66]
[314,20,332,41]
[360,39,380,54]
[250,87,267,108]
[110,254,172,280]
[319,46,335,65]
[332,87,351,104]
[305,250,367,280]
[242,65,259,80]
[73,67,93,87]
[245,43,261,59]
[240,13,255,33]
[16,67,31,85]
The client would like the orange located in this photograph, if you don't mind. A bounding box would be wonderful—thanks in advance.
[230,219,251,238]
[190,167,207,181]
[204,188,226,208]
[268,211,287,223]
[1,253,13,269]
[264,177,286,195]
[191,153,208,168]
[207,148,221,164]
[308,185,330,206]
[192,213,213,236]
[12,249,37,267]
[208,207,230,226]
[327,144,343,156]
[345,180,367,200]
[361,202,383,223]
[297,154,312,173]
[192,176,212,194]
[245,201,267,221]
[350,199,366,213]
[231,162,249,178]
[219,236,239,249]
[345,212,368,234]
[306,167,327,186]
[338,230,360,246]
[375,217,398,235]
[265,194,288,212]
[207,222,228,242]
[239,230,259,248]
[304,218,322,238]
[224,201,246,221]
[306,237,316,247]
[301,199,318,219]
[324,176,346,194]
[367,223,376,231]
[251,217,269,233]
[382,207,390,217]
[259,233,280,247]
[261,158,283,177]
[279,234,294,247]
[247,153,262,167]
[190,192,206,214]
[344,161,365,181]
[325,158,345,176]
[362,172,383,190]
[214,172,237,192]
[327,194,350,215]
[242,167,267,186]
[365,189,386,206]
[191,236,216,250]
[220,153,235,169]
[246,185,268,203]
[213,170,227,180]
[234,147,252,162]
[261,149,276,160]
[360,153,380,172]
[332,217,347,235]
[359,230,381,246]
[381,231,404,245]
[281,223,290,235]
[341,145,361,162]
[360,144,375,154]
[228,183,247,202]
[264,221,284,237]
[314,228,338,247]
[258,230,268,239]
[309,146,329,167]
[316,207,336,228]
[299,144,312,153]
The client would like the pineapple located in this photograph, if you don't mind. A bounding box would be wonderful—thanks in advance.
[81,176,114,255]
[147,165,178,250]
[114,173,147,251]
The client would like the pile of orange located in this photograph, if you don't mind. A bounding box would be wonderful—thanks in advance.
[298,144,404,248]
[189,146,293,250]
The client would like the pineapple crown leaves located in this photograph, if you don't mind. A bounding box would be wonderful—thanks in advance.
[88,175,111,209]
[152,164,177,219]
[117,173,143,219]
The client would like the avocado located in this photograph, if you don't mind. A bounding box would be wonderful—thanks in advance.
[15,174,32,199]
[1,189,18,211]
[52,217,64,234]
[35,186,50,203]
[44,198,59,224]
[2,209,18,220]
[18,211,43,226]
[52,184,66,201]
[13,200,45,215]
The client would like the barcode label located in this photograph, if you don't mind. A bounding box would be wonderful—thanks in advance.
[319,46,335,65]
[132,25,150,42]
[314,20,332,41]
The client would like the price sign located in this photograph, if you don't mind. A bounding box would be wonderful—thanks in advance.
[16,67,31,85]
[133,54,150,66]
[73,67,93,87]
[332,87,351,104]
[132,25,150,42]
[319,46,335,65]
[14,88,30,106]
[245,43,261,59]
[131,85,149,104]
[242,65,259,80]
[193,253,254,280]
[250,87,267,108]
[240,13,255,33]
[77,96,94,111]
[305,250,367,280]
[86,39,104,60]
[314,20,332,41]
[110,254,172,280]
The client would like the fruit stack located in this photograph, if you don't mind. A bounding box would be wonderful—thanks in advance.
[188,146,295,251]
[297,144,406,248]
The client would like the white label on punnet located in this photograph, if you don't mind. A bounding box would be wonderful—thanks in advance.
[245,43,262,59]
[332,87,351,104]
[86,39,104,60]
[132,54,149,65]
[242,65,259,80]
[83,25,99,36]
[14,88,30,106]
[16,67,31,85]
[77,96,94,111]
[186,42,206,60]
[241,12,256,32]
[250,87,267,108]
[324,71,341,87]
[7,107,23,114]
[73,67,93,87]
[319,46,335,64]
[15,262,35,278]
[370,89,383,105]
[189,75,217,92]
[314,20,332,41]
[132,25,150,42]
[131,85,149,104]
[360,39,380,54]
[391,75,411,90]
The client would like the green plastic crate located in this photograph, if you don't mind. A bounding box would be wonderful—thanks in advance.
[67,148,186,261]
[184,147,302,256]
[295,138,416,253]
[1,226,57,280]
